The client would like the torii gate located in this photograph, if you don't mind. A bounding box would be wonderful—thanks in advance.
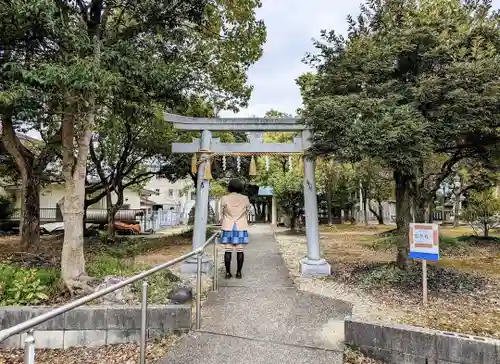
[165,113,331,277]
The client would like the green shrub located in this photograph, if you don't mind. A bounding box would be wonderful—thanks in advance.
[132,269,181,304]
[369,235,401,250]
[87,255,146,278]
[0,264,58,305]
[360,264,420,288]
[96,228,195,260]
[87,255,181,304]
[439,235,470,252]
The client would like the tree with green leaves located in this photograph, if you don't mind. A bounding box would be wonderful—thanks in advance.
[1,0,267,292]
[355,159,394,225]
[316,158,339,225]
[462,189,500,237]
[0,0,65,248]
[315,159,360,225]
[301,0,500,268]
[447,159,500,227]
[269,170,303,230]
[88,107,175,240]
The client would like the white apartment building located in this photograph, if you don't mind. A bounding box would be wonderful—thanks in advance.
[144,176,196,223]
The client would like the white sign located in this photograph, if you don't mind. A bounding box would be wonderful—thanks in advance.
[409,223,439,261]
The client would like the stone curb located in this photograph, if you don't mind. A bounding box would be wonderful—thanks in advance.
[345,318,500,364]
[0,304,191,349]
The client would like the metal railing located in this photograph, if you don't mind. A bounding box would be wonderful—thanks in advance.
[0,231,221,364]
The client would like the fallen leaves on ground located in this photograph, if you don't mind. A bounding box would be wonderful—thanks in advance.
[0,335,181,364]
[320,226,500,340]
[343,347,384,364]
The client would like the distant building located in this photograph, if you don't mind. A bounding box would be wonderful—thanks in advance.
[144,176,196,223]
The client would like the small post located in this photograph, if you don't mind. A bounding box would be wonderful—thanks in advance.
[140,279,149,364]
[409,223,439,306]
[422,260,428,306]
[212,240,218,292]
[195,252,203,329]
[271,196,277,227]
[24,329,35,364]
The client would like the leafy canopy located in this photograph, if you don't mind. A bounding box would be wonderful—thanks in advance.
[301,0,500,174]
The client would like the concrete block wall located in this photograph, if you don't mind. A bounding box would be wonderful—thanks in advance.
[0,304,191,349]
[345,318,500,364]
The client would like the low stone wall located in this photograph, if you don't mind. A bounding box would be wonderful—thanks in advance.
[345,318,500,364]
[0,304,191,349]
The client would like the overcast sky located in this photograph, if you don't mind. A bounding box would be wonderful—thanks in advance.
[221,0,500,118]
[219,0,363,118]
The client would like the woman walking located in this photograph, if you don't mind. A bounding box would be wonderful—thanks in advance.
[219,179,250,279]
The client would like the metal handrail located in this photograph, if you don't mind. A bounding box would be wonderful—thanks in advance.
[0,231,220,364]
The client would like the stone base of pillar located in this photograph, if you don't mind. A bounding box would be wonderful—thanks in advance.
[299,258,331,277]
[179,258,213,274]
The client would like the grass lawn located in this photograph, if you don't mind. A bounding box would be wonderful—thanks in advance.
[319,223,500,339]
[0,229,207,306]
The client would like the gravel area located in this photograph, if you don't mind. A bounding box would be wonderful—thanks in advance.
[275,232,405,323]
[275,227,500,341]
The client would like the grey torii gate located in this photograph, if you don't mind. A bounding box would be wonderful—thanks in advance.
[165,113,331,277]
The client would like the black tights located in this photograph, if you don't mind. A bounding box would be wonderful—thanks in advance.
[224,251,244,277]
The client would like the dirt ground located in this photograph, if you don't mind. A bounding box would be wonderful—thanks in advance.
[0,335,182,364]
[0,232,193,269]
[319,224,500,339]
[133,243,193,266]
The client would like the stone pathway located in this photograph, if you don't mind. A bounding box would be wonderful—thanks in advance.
[158,225,351,364]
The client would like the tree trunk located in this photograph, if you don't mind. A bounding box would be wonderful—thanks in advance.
[378,201,384,224]
[362,189,369,225]
[107,187,124,241]
[1,113,41,249]
[258,202,264,222]
[251,203,257,220]
[376,201,385,225]
[61,27,100,291]
[61,181,87,283]
[413,196,427,223]
[106,205,118,240]
[394,170,413,270]
[83,203,88,230]
[290,208,297,231]
[453,196,461,227]
[60,121,93,288]
[484,222,489,238]
[347,208,354,223]
[326,188,333,225]
[426,200,434,223]
[369,201,384,225]
[105,191,116,241]
[21,172,41,249]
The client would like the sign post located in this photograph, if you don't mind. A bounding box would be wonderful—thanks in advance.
[409,223,439,306]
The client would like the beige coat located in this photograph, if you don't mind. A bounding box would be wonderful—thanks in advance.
[220,193,250,231]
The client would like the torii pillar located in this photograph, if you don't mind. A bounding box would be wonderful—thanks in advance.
[299,130,331,276]
[165,113,331,276]
[271,196,277,227]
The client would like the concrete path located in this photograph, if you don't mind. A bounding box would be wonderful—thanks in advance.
[158,225,352,364]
